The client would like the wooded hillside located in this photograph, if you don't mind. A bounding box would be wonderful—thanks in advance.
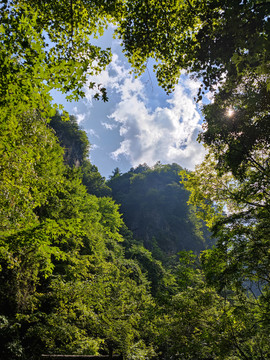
[108,163,213,255]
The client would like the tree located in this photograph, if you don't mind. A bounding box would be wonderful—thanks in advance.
[110,167,122,179]
[0,0,114,114]
[181,145,270,289]
[81,161,112,197]
[180,147,270,359]
[149,251,270,360]
[116,0,269,93]
[0,110,66,236]
[151,251,229,360]
[0,106,156,359]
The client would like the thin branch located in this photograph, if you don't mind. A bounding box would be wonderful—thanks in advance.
[70,0,74,51]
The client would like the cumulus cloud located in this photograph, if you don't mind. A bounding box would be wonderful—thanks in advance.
[85,54,206,170]
[110,81,205,169]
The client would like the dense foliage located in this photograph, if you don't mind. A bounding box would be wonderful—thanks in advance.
[1,0,269,359]
[175,1,270,359]
[1,107,268,359]
[0,109,153,358]
[116,0,269,94]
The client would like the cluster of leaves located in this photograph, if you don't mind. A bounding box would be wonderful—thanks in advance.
[0,0,116,113]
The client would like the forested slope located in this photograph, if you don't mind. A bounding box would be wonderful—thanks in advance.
[0,110,154,358]
[108,164,213,255]
[49,112,112,197]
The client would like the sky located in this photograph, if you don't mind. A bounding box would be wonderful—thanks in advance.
[52,27,207,178]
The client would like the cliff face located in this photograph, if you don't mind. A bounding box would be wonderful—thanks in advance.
[49,112,89,168]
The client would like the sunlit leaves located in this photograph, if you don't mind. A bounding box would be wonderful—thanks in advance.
[115,0,269,94]
[116,0,203,92]
[0,110,64,235]
[0,105,155,357]
[0,0,113,114]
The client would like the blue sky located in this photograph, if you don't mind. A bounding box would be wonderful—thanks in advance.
[52,27,207,178]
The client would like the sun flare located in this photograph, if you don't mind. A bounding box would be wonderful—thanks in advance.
[226,108,234,117]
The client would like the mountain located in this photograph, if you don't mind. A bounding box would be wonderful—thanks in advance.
[108,163,213,255]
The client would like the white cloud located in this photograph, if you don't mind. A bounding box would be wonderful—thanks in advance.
[85,54,206,170]
[72,106,86,124]
[90,144,99,150]
[84,54,134,104]
[101,121,117,130]
[85,128,99,138]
